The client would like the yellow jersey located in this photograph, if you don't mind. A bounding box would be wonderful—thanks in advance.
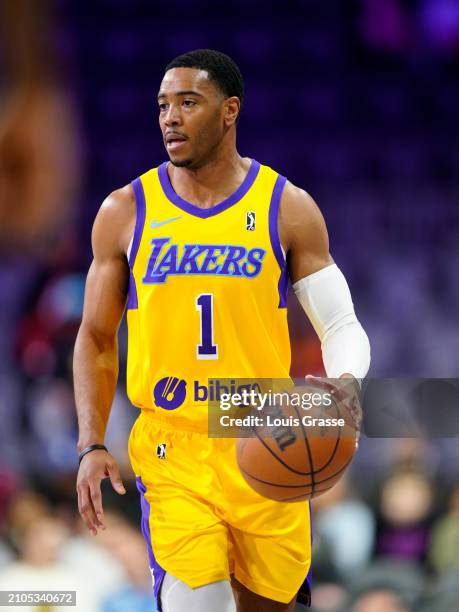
[126,158,290,430]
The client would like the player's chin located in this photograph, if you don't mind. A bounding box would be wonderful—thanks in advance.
[167,151,193,168]
[170,157,193,168]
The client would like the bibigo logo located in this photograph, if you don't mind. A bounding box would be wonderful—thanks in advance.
[153,376,187,409]
[153,377,261,410]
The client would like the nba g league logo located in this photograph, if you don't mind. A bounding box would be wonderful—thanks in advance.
[246,211,256,231]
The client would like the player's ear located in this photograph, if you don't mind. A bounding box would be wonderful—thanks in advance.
[224,97,240,127]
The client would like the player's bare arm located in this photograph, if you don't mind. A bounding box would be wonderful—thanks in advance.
[74,184,135,535]
[279,182,370,432]
[278,180,334,282]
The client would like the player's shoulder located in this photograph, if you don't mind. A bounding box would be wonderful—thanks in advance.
[276,174,322,227]
[100,183,136,219]
[282,178,317,212]
[92,183,136,259]
[275,174,328,253]
[259,160,316,211]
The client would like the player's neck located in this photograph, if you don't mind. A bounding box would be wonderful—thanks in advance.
[167,149,250,209]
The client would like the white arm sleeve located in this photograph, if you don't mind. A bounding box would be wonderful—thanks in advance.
[293,263,371,379]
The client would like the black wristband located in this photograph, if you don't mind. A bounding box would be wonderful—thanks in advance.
[78,444,108,465]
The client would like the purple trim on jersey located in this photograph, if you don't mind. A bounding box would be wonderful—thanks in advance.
[127,271,138,309]
[127,178,147,309]
[129,178,147,267]
[268,174,288,308]
[136,476,166,611]
[158,159,260,218]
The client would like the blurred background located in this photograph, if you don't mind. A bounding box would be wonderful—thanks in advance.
[0,0,459,610]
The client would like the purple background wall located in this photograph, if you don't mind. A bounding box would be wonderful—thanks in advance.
[1,2,459,611]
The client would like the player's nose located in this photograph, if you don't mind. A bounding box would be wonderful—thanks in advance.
[164,103,182,126]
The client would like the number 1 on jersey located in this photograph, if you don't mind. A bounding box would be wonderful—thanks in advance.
[196,294,218,359]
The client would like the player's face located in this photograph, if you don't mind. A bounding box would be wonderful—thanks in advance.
[158,68,227,168]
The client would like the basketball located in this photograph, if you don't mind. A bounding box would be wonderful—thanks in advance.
[236,382,358,502]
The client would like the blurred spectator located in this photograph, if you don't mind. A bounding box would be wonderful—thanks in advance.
[62,514,130,605]
[308,582,347,611]
[0,515,98,611]
[343,560,424,612]
[375,470,433,563]
[0,465,19,528]
[349,590,411,612]
[418,569,459,612]
[428,483,459,573]
[0,0,82,256]
[6,490,51,548]
[95,512,156,612]
[313,477,375,582]
[25,378,78,475]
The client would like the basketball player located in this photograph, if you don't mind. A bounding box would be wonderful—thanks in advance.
[74,50,370,612]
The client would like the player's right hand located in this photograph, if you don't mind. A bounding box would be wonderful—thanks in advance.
[305,374,362,450]
[76,450,126,536]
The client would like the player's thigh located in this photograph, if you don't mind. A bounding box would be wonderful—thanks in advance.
[231,576,296,612]
[229,499,311,605]
[140,475,230,587]
[131,421,231,589]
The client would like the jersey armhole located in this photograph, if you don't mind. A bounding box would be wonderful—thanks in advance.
[129,177,147,268]
[268,174,288,308]
[126,177,147,309]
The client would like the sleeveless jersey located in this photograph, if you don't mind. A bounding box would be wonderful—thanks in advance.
[126,158,290,430]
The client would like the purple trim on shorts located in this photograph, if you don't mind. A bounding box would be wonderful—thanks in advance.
[307,501,313,595]
[136,476,166,611]
[127,178,147,309]
[268,174,288,308]
[158,159,260,218]
[297,501,313,606]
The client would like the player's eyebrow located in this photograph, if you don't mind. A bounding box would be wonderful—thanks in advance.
[157,90,205,100]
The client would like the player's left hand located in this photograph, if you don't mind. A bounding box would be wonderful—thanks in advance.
[305,374,362,450]
[76,449,126,536]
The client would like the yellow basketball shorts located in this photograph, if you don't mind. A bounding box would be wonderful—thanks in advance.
[128,410,312,609]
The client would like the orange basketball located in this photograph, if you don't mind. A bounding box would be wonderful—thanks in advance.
[236,382,358,502]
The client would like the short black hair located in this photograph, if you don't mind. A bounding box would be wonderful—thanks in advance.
[165,49,244,114]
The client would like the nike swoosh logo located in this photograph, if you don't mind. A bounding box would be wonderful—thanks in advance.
[150,216,181,229]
